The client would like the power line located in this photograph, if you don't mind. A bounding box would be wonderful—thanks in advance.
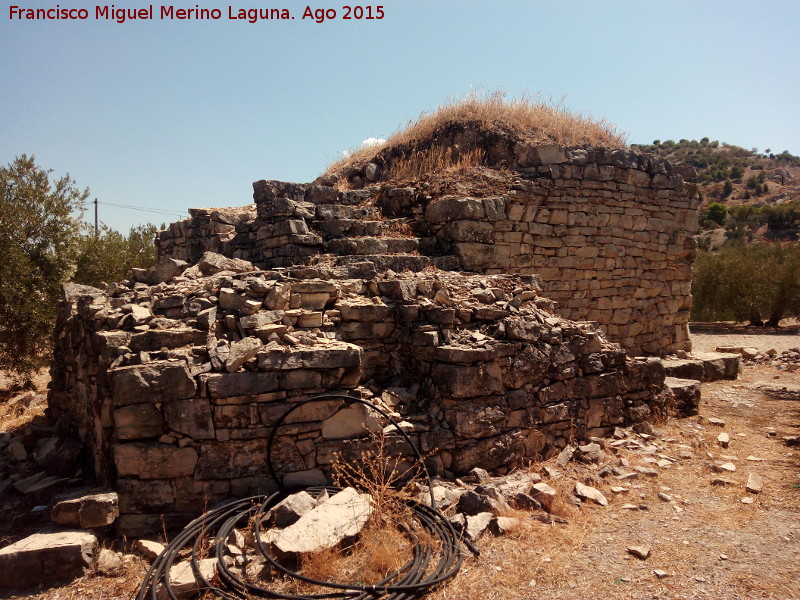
[96,200,186,218]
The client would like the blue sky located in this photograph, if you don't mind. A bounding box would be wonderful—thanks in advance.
[1,0,798,231]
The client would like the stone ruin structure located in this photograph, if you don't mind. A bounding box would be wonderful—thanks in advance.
[157,144,700,355]
[47,141,700,535]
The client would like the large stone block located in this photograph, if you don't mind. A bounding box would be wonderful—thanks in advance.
[194,439,299,479]
[112,361,196,406]
[321,405,382,439]
[0,530,98,589]
[114,444,198,479]
[268,488,372,556]
[114,403,164,439]
[257,342,362,371]
[117,478,175,513]
[202,372,279,398]
[451,432,525,473]
[424,197,485,223]
[164,398,215,440]
[449,400,508,438]
[438,220,495,244]
[128,329,207,352]
[50,489,119,528]
[430,363,503,399]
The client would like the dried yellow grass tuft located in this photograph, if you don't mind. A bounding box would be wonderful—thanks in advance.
[325,91,627,180]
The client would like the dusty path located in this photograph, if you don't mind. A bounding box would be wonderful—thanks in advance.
[690,322,800,354]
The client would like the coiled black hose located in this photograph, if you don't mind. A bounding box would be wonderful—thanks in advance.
[135,393,477,600]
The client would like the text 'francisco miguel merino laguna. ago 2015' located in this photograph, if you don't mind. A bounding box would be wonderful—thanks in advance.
[8,5,386,24]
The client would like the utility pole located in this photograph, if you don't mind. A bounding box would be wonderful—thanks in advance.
[94,198,98,237]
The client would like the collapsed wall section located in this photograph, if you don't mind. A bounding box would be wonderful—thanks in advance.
[48,258,667,535]
[154,144,700,355]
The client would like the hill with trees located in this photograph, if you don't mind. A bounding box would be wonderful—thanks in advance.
[631,139,800,325]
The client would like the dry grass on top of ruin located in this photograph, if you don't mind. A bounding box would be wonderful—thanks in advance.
[324,92,627,183]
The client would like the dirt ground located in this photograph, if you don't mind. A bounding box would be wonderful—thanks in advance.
[2,330,799,600]
[691,321,800,354]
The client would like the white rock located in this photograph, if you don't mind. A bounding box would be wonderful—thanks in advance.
[573,482,608,506]
[745,473,763,494]
[156,558,217,600]
[269,487,372,555]
[270,491,317,528]
[465,512,494,541]
[489,516,520,536]
[95,548,122,575]
[530,482,557,512]
[133,539,166,561]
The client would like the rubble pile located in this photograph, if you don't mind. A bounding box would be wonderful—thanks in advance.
[47,253,671,535]
[742,347,800,372]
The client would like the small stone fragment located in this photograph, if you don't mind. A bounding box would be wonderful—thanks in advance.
[711,477,737,486]
[530,482,557,512]
[745,473,763,494]
[95,548,123,575]
[626,545,651,560]
[156,558,217,600]
[653,569,669,579]
[633,466,658,477]
[712,462,736,473]
[717,432,730,448]
[465,512,494,541]
[707,417,726,427]
[133,539,166,561]
[270,491,316,528]
[489,516,520,536]
[573,481,608,506]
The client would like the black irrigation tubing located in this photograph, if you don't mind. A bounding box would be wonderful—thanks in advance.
[135,393,479,600]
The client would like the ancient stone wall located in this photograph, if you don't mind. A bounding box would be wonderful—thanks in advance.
[154,144,700,355]
[48,258,667,536]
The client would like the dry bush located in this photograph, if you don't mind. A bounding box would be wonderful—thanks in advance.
[325,90,627,179]
[388,147,485,181]
[292,432,436,589]
[299,515,412,588]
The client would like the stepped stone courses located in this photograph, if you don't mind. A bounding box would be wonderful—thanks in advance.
[47,142,701,536]
[156,144,700,355]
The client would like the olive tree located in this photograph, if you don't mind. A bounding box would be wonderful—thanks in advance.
[73,222,159,288]
[0,155,87,383]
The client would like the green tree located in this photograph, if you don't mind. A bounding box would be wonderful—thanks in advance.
[722,179,734,197]
[0,155,87,382]
[692,243,800,325]
[73,222,159,287]
[705,202,728,226]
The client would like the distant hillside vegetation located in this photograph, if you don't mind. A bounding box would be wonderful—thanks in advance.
[632,138,800,243]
